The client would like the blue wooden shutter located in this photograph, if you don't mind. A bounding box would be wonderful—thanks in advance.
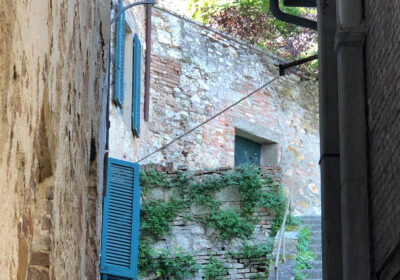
[131,34,141,137]
[100,158,141,279]
[234,135,261,166]
[114,0,125,107]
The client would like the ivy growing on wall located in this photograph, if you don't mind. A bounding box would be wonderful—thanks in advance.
[138,165,290,278]
[138,241,200,279]
[229,241,274,259]
[203,254,229,279]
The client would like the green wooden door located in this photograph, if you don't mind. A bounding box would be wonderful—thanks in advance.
[234,135,261,166]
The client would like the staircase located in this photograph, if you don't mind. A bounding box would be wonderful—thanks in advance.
[302,216,322,280]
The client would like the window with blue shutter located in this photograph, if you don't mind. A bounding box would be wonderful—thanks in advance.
[114,0,126,107]
[100,158,141,280]
[234,135,261,166]
[131,34,141,137]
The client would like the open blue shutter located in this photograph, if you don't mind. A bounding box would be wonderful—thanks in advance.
[114,0,125,107]
[100,158,141,279]
[131,34,141,137]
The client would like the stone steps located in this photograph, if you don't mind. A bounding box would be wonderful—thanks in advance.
[304,268,322,278]
[301,215,323,280]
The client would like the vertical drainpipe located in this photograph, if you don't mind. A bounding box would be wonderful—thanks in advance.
[317,0,343,279]
[335,0,371,279]
[144,4,152,122]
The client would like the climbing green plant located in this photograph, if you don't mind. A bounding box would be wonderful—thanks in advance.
[154,248,200,279]
[138,166,290,278]
[138,244,200,279]
[294,227,315,280]
[229,240,274,259]
[231,165,264,216]
[138,240,158,273]
[203,254,229,279]
[258,185,287,236]
[140,199,184,237]
[205,207,255,240]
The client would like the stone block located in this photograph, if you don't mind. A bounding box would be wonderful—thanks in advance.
[30,251,49,267]
[214,186,240,202]
[41,216,52,231]
[27,267,49,280]
[32,234,51,252]
[193,236,211,253]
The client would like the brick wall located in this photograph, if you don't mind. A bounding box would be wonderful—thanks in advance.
[365,0,400,273]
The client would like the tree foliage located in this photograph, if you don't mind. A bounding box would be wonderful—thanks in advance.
[189,0,318,71]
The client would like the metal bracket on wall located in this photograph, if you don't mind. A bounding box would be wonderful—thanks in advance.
[278,54,318,76]
[283,0,316,7]
[110,0,156,25]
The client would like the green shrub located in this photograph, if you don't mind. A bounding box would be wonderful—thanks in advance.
[206,208,254,240]
[229,241,273,259]
[140,169,171,190]
[258,186,287,236]
[233,165,264,216]
[140,199,184,237]
[203,255,228,279]
[155,248,200,280]
[139,244,200,279]
[294,227,315,280]
[138,240,157,273]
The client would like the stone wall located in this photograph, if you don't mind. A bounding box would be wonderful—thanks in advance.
[365,0,400,274]
[141,166,282,280]
[0,1,109,279]
[109,7,320,215]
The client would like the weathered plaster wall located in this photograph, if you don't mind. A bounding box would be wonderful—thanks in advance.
[110,7,320,215]
[0,1,109,279]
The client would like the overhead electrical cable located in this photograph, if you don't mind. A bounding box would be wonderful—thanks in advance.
[136,76,280,163]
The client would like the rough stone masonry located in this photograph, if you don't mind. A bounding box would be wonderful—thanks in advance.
[109,7,321,215]
[0,1,110,279]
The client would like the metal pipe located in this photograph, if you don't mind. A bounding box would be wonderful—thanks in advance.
[144,4,152,122]
[110,0,156,25]
[335,0,370,277]
[269,0,317,30]
[335,31,370,280]
[317,1,343,279]
[278,54,318,76]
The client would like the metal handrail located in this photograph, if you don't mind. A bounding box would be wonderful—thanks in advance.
[274,197,291,280]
